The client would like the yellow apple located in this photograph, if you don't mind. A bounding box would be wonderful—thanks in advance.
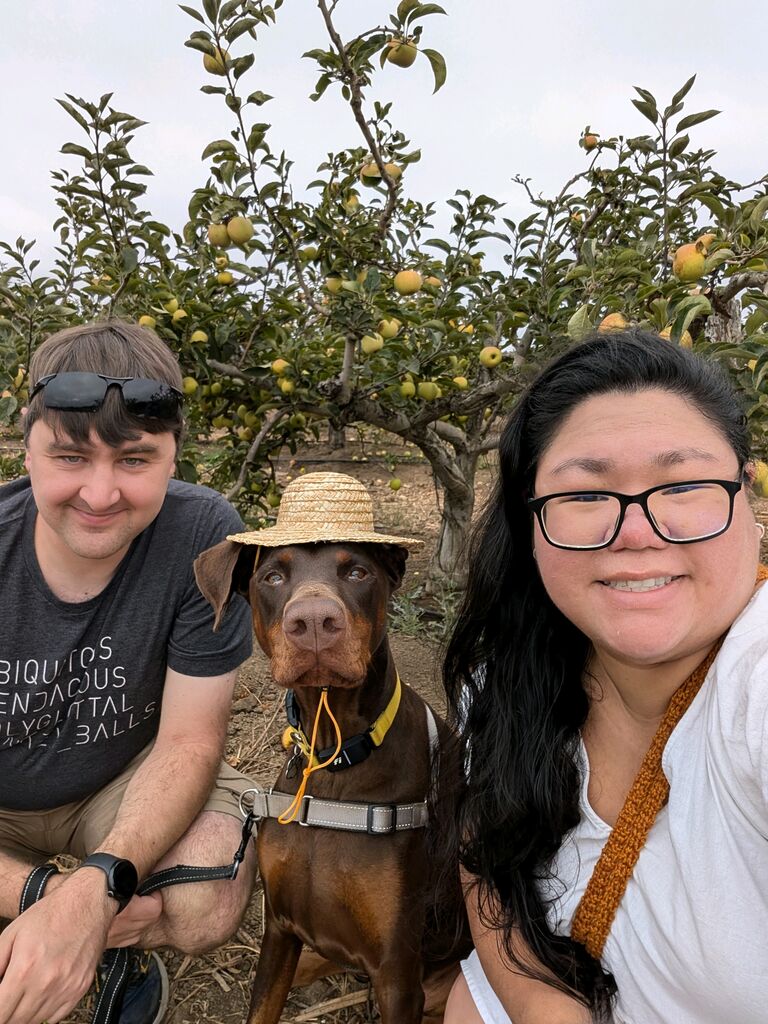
[417,381,440,400]
[279,378,295,394]
[190,329,208,344]
[203,47,230,75]
[226,216,254,245]
[361,333,384,355]
[452,376,469,389]
[172,309,188,324]
[385,39,418,67]
[583,133,599,151]
[271,358,289,375]
[378,318,401,339]
[394,270,423,295]
[217,272,234,286]
[325,275,343,294]
[164,298,179,314]
[138,315,156,329]
[400,381,416,398]
[207,223,230,248]
[479,346,502,368]
[181,376,198,396]
[389,478,402,491]
[672,242,706,283]
[598,312,628,332]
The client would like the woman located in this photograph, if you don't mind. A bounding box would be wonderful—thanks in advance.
[442,329,768,1023]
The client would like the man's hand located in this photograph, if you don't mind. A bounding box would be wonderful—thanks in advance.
[106,891,163,948]
[0,870,116,1024]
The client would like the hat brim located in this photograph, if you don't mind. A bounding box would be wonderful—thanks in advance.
[225,527,423,549]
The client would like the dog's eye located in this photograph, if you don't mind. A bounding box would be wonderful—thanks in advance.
[263,571,284,586]
[347,566,369,581]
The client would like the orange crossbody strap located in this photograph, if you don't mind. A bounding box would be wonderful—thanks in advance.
[571,563,768,960]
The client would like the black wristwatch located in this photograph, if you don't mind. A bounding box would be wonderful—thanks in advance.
[78,853,138,914]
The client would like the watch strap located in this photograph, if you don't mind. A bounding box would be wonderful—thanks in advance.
[79,853,138,912]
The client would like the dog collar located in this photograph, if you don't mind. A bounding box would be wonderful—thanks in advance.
[282,673,402,773]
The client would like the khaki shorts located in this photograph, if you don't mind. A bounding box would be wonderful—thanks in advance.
[0,744,255,861]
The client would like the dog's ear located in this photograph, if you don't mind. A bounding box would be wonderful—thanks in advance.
[194,540,257,631]
[376,544,409,591]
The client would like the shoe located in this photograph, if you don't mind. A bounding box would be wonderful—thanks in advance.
[95,949,170,1024]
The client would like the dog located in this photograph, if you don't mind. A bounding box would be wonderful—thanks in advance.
[194,473,470,1024]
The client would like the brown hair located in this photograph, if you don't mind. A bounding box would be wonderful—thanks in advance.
[24,321,186,452]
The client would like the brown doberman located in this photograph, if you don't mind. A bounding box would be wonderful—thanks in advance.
[194,539,469,1024]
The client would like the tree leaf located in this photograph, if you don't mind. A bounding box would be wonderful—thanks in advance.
[670,75,696,108]
[421,48,446,93]
[408,3,447,17]
[676,109,720,132]
[120,246,139,273]
[567,304,592,342]
[668,133,689,160]
[631,98,658,125]
[201,138,237,159]
[246,90,273,105]
[60,142,92,159]
[179,4,206,23]
[397,0,421,19]
[55,98,90,133]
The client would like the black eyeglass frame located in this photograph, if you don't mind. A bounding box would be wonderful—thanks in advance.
[527,476,745,551]
[29,372,183,418]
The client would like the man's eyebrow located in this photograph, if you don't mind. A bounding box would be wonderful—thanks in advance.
[46,440,163,455]
[47,439,94,453]
[550,447,718,476]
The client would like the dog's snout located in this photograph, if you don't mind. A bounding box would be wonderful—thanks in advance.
[282,597,346,651]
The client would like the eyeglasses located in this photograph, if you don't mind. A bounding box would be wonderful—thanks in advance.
[528,477,744,550]
[29,372,183,419]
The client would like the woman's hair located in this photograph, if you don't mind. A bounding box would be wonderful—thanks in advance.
[24,320,186,452]
[443,328,750,1017]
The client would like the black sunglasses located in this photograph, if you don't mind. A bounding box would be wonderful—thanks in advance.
[29,372,183,419]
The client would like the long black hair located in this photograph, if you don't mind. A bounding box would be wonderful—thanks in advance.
[442,328,750,1017]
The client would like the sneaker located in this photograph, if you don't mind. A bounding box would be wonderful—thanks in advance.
[95,949,169,1024]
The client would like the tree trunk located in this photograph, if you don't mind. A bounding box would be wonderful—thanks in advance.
[428,452,479,589]
[327,420,346,450]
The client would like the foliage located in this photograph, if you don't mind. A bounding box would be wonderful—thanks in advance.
[1,1,767,580]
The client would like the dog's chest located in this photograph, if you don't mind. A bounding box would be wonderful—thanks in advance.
[258,820,427,959]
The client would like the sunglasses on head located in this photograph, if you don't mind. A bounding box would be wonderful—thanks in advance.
[29,372,183,419]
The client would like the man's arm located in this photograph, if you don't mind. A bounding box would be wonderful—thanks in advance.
[0,667,238,1024]
[465,871,591,1024]
[92,666,237,876]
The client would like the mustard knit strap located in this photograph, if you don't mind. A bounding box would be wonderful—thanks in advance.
[571,563,768,961]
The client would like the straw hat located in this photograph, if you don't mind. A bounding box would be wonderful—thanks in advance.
[226,471,423,549]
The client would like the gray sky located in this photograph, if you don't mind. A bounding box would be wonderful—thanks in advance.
[1,0,766,265]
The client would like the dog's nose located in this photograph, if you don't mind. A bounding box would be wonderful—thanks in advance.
[282,597,346,651]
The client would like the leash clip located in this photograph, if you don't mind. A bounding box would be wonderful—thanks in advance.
[230,810,258,879]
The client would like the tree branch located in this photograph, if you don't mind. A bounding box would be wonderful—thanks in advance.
[224,407,287,502]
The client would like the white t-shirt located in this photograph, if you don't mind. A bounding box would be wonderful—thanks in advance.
[463,582,768,1024]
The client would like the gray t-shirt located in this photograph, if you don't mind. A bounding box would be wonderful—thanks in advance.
[0,476,253,810]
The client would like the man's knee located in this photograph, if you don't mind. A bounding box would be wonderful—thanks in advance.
[153,811,257,954]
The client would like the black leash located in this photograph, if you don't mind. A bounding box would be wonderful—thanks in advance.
[19,810,258,1024]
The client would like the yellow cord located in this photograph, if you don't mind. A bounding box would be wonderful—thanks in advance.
[278,687,342,825]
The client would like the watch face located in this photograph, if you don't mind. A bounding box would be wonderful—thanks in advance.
[112,859,138,899]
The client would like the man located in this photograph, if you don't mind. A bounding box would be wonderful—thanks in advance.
[0,321,256,1024]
